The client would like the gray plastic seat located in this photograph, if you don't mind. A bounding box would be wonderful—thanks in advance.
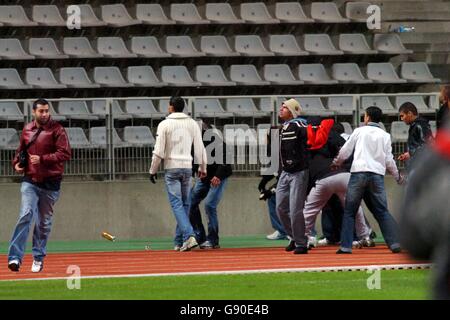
[101,4,141,27]
[97,37,137,58]
[395,95,431,113]
[345,2,371,22]
[235,35,274,56]
[373,34,413,54]
[47,102,66,121]
[223,124,258,146]
[205,3,244,24]
[65,127,92,149]
[263,64,303,85]
[268,34,309,56]
[341,122,353,135]
[127,66,166,87]
[296,97,330,115]
[170,4,210,24]
[332,63,372,84]
[32,5,66,26]
[161,66,201,87]
[165,36,205,57]
[226,98,268,117]
[298,64,338,85]
[200,36,239,57]
[366,63,407,84]
[361,96,397,115]
[124,126,155,147]
[0,128,20,150]
[274,2,314,23]
[240,3,280,24]
[390,121,409,142]
[58,101,99,120]
[0,69,33,89]
[135,4,175,25]
[259,97,284,113]
[26,68,67,89]
[303,34,343,55]
[0,102,24,121]
[430,121,437,137]
[327,96,356,115]
[0,39,34,60]
[28,38,68,59]
[229,65,270,86]
[90,100,132,120]
[400,62,441,83]
[63,37,102,58]
[124,99,165,119]
[195,65,236,86]
[0,5,38,26]
[94,67,133,88]
[129,36,171,58]
[194,99,233,118]
[89,127,131,148]
[339,34,377,54]
[68,4,107,27]
[58,67,100,88]
[310,2,350,23]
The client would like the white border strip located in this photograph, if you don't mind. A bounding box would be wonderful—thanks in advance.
[0,263,432,282]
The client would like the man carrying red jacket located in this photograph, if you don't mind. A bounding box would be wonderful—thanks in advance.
[8,99,71,273]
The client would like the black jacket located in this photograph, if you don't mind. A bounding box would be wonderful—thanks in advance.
[279,119,309,173]
[437,102,449,130]
[407,117,432,159]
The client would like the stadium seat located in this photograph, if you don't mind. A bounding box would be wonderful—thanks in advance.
[0,39,34,60]
[303,34,343,55]
[205,3,244,24]
[373,34,413,54]
[0,128,20,150]
[26,68,67,89]
[195,65,236,86]
[170,3,210,24]
[0,102,24,121]
[69,4,107,27]
[101,4,141,27]
[63,37,103,58]
[58,67,100,88]
[268,34,309,56]
[57,101,99,120]
[327,96,356,115]
[123,126,156,147]
[225,98,268,117]
[338,34,377,54]
[298,64,338,85]
[395,95,432,113]
[234,35,275,56]
[361,96,397,115]
[0,69,33,89]
[135,4,175,25]
[341,122,353,134]
[28,38,69,59]
[274,2,314,23]
[200,36,240,57]
[0,5,38,26]
[194,99,233,118]
[89,127,131,148]
[127,66,166,87]
[240,3,280,24]
[124,99,165,119]
[296,97,331,115]
[331,63,372,84]
[263,64,303,85]
[223,124,258,146]
[310,2,350,23]
[390,121,409,142]
[430,121,437,137]
[400,62,441,83]
[47,101,66,121]
[259,97,284,113]
[32,5,66,26]
[65,127,93,149]
[345,2,371,22]
[129,36,171,58]
[229,65,270,86]
[97,37,137,58]
[160,66,202,87]
[165,36,206,57]
[366,63,407,84]
[94,67,133,88]
[90,100,132,120]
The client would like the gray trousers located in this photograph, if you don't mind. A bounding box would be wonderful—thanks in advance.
[303,172,371,239]
[276,170,309,247]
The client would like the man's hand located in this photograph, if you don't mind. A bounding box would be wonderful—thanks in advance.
[198,171,207,179]
[397,152,410,161]
[330,159,341,171]
[14,163,24,174]
[29,155,40,165]
[396,173,406,185]
[150,173,157,184]
[210,176,221,187]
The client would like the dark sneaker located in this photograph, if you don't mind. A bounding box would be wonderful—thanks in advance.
[293,246,308,254]
[8,259,20,272]
[285,240,296,252]
[361,237,376,247]
[336,249,352,254]
[391,247,402,254]
[199,241,220,249]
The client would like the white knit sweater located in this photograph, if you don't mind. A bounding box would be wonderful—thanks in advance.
[149,113,207,174]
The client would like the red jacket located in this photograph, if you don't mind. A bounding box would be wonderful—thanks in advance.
[13,118,71,182]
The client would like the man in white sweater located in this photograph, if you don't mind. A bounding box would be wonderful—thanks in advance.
[149,97,207,252]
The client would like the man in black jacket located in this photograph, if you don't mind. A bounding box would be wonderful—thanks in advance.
[437,85,450,130]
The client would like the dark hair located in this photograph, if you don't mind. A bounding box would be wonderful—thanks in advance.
[32,99,49,110]
[398,102,418,115]
[332,122,345,135]
[365,106,382,123]
[169,96,185,112]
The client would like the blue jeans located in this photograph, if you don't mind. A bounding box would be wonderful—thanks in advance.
[340,172,400,252]
[267,195,287,236]
[8,182,60,263]
[164,169,195,246]
[189,177,228,246]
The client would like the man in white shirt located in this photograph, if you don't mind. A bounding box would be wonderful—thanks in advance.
[149,96,207,252]
[332,106,403,254]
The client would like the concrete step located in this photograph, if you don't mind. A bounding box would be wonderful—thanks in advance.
[380,21,450,33]
[372,1,450,12]
[398,32,450,44]
[383,12,450,21]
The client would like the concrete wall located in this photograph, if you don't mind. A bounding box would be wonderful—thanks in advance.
[0,177,403,242]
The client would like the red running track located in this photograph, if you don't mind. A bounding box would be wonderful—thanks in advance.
[0,245,428,281]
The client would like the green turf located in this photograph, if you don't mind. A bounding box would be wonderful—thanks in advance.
[0,270,430,300]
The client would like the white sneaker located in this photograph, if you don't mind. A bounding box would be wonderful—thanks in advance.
[266,231,286,240]
[174,245,181,251]
[31,260,43,273]
[352,241,363,249]
[307,236,317,249]
[8,259,20,272]
[180,236,198,252]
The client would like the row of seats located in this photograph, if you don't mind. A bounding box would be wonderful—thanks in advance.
[0,3,372,27]
[0,62,439,90]
[0,34,411,60]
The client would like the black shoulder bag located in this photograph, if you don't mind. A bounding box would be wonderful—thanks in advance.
[18,128,43,169]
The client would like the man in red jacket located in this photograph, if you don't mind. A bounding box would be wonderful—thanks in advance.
[8,99,71,273]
